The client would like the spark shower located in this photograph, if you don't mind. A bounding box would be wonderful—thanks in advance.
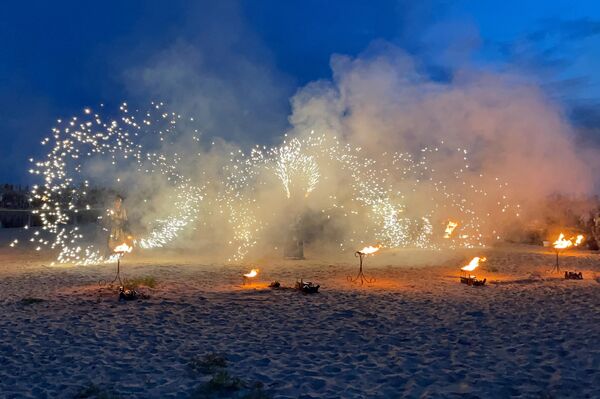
[11,103,518,265]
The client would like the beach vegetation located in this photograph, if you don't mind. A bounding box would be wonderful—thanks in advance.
[74,383,120,399]
[188,353,228,375]
[20,297,45,305]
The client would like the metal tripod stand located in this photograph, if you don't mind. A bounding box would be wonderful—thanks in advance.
[109,256,124,287]
[347,251,375,285]
[552,250,561,273]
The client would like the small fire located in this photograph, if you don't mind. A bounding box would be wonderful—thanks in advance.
[243,269,259,278]
[358,245,380,255]
[461,256,486,272]
[113,243,133,254]
[553,233,584,250]
[444,221,458,238]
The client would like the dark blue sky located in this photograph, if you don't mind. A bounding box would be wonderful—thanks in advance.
[1,0,599,183]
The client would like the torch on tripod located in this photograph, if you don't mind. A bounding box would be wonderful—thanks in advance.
[551,233,584,273]
[107,243,133,287]
[347,245,380,285]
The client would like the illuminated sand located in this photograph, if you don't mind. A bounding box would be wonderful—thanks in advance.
[0,245,599,398]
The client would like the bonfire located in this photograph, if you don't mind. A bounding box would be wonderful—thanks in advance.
[444,221,458,238]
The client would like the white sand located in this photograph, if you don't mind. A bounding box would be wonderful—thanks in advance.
[0,242,599,398]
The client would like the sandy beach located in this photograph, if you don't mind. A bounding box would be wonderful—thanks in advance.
[0,242,598,398]
[5,0,600,397]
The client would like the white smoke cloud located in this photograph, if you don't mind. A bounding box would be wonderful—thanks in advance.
[114,39,599,259]
[289,41,598,211]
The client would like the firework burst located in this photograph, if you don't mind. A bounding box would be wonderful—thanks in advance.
[13,103,518,264]
[12,103,204,265]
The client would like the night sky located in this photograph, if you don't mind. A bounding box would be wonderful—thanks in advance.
[1,0,599,183]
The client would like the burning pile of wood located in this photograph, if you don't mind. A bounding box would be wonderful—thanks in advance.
[460,276,487,286]
[460,256,487,287]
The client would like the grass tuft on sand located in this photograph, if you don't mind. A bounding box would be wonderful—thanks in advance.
[188,353,228,375]
[191,371,271,399]
[20,297,45,305]
[74,383,120,399]
[189,353,272,398]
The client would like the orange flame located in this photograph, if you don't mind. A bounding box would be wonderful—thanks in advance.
[444,221,458,238]
[461,256,486,272]
[358,245,380,255]
[243,269,259,278]
[113,243,133,254]
[553,233,584,250]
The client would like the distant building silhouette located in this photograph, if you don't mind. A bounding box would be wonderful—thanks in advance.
[0,184,30,209]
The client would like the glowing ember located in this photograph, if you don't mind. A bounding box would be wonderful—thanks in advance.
[444,221,458,238]
[113,243,133,254]
[243,269,259,278]
[358,245,380,255]
[461,256,486,272]
[553,233,585,250]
